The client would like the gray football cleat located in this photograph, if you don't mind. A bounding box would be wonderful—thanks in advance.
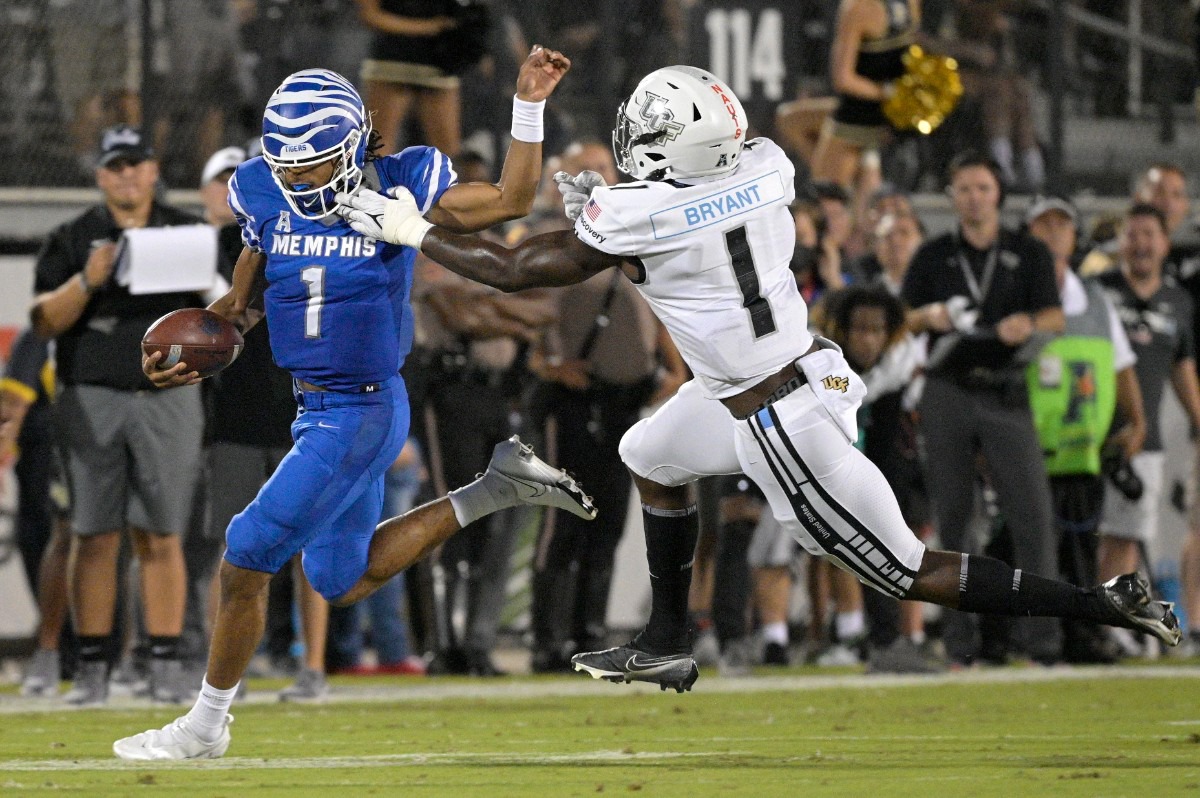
[113,714,232,761]
[278,667,329,702]
[572,641,698,693]
[20,649,61,698]
[1101,573,1182,647]
[486,436,596,520]
[63,660,109,707]
[148,659,194,704]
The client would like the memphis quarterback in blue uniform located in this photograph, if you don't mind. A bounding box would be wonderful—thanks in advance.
[116,48,595,761]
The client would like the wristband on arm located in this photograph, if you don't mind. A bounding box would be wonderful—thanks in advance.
[511,96,546,143]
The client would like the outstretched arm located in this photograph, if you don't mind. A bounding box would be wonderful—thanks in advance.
[425,45,571,233]
[420,228,622,293]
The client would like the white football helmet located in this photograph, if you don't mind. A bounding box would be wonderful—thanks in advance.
[612,66,748,181]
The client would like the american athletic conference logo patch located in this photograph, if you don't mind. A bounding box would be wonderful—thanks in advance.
[821,375,849,393]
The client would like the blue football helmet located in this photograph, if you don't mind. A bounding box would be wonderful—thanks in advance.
[261,69,370,220]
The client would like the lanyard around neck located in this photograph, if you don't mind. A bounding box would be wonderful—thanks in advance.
[957,241,999,306]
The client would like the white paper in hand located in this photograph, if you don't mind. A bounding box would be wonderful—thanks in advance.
[116,225,218,295]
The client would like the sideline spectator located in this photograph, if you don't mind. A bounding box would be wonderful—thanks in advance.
[524,142,687,672]
[810,0,920,187]
[867,209,924,295]
[4,330,74,695]
[327,439,428,676]
[29,126,206,704]
[1095,204,1200,655]
[46,0,140,178]
[824,285,938,672]
[1133,164,1200,277]
[356,0,488,155]
[195,146,333,702]
[904,151,1065,665]
[1025,196,1146,663]
[407,252,555,676]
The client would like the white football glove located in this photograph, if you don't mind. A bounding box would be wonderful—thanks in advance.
[554,170,608,221]
[335,186,433,249]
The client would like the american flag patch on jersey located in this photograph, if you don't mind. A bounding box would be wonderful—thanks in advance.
[584,200,602,221]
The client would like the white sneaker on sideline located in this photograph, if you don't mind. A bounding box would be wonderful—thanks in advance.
[113,714,232,761]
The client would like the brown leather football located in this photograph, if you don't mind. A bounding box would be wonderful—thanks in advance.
[141,308,244,379]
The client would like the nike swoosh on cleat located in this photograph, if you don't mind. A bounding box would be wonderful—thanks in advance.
[625,654,687,671]
[508,475,552,498]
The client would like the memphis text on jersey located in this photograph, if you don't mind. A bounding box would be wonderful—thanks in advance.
[269,232,379,258]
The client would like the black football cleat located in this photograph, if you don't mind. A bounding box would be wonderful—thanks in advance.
[571,640,699,693]
[1100,573,1182,647]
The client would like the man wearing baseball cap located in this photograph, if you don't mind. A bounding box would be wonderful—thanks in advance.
[96,125,154,170]
[28,124,204,705]
[199,146,247,228]
[1025,195,1146,663]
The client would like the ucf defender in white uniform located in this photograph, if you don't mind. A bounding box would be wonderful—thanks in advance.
[341,66,1180,691]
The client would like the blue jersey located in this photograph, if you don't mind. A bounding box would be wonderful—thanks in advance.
[228,147,456,390]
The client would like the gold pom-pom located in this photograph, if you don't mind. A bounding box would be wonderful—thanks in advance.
[882,45,963,135]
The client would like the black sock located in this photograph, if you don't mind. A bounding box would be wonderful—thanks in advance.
[148,635,180,661]
[957,554,1117,623]
[77,635,112,663]
[638,504,699,654]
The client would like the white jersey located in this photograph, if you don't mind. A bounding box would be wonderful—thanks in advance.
[573,138,813,399]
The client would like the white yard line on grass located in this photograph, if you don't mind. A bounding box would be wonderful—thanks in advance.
[2,665,1198,714]
[1,749,744,772]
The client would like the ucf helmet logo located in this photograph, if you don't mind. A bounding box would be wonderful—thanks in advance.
[821,375,850,393]
[638,92,685,142]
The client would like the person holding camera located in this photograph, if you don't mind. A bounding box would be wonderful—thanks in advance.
[1095,204,1200,656]
[903,151,1065,665]
[1025,197,1147,663]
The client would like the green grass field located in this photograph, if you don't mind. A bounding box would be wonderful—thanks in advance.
[2,667,1199,797]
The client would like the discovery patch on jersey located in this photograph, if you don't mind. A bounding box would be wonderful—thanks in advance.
[648,171,788,240]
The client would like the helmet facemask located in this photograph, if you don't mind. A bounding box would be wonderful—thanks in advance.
[263,123,368,220]
[612,98,674,181]
[260,68,370,221]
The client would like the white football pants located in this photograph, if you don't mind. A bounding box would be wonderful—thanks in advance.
[620,350,926,599]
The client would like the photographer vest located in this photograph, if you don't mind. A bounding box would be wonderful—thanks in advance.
[1026,279,1117,476]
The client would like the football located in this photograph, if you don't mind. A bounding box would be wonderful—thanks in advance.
[142,308,244,379]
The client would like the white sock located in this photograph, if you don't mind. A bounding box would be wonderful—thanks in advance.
[761,621,788,645]
[835,610,865,641]
[185,677,238,742]
[908,629,926,645]
[448,472,515,527]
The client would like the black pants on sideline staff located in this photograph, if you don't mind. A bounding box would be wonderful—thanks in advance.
[919,374,1061,664]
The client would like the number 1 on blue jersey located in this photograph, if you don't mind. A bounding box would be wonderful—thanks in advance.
[301,266,325,338]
